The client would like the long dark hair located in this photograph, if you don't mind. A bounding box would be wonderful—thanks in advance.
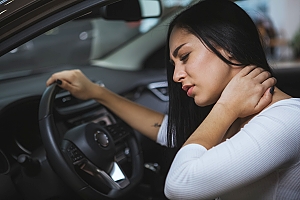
[166,0,273,147]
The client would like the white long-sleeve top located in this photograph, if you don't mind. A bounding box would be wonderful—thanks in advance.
[157,98,300,200]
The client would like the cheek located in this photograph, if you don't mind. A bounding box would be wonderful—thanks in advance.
[186,58,208,79]
[193,84,221,106]
[188,53,232,100]
[193,68,230,105]
[192,65,218,87]
[203,71,228,96]
[188,52,217,78]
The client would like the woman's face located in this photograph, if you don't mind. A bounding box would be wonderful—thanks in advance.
[169,26,239,106]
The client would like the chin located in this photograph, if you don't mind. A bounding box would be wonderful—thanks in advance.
[194,99,210,107]
[194,97,216,107]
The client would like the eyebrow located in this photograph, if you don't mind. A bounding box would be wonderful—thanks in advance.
[172,43,186,58]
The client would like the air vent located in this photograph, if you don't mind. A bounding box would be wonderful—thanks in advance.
[147,81,169,101]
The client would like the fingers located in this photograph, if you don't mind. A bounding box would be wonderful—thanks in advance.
[241,66,268,80]
[53,77,74,92]
[46,74,57,86]
[46,70,68,86]
[238,65,256,76]
[46,70,81,97]
[248,68,266,80]
[46,69,81,86]
[248,67,276,89]
[247,67,276,112]
[45,69,96,101]
[225,65,276,118]
[239,65,276,87]
[255,86,274,111]
[261,76,277,90]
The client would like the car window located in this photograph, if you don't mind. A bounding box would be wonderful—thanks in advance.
[0,0,194,79]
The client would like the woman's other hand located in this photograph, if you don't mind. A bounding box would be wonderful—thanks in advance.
[217,65,276,118]
[46,69,100,100]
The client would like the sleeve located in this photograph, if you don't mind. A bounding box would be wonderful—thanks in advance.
[164,100,300,200]
[156,114,169,146]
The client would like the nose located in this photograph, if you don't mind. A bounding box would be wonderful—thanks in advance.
[173,64,186,83]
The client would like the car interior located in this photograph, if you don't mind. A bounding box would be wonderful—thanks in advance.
[0,0,299,199]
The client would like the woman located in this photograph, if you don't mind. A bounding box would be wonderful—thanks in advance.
[164,0,299,199]
[47,0,300,199]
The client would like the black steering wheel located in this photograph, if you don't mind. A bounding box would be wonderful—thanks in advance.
[39,83,143,199]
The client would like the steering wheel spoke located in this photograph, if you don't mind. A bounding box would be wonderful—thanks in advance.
[79,160,130,190]
[61,140,85,165]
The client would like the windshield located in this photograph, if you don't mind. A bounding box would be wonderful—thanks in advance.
[0,0,194,80]
[0,18,139,73]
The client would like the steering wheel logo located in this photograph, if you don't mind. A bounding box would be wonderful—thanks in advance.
[94,130,109,148]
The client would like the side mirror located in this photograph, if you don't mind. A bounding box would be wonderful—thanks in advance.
[139,0,162,18]
[81,0,162,21]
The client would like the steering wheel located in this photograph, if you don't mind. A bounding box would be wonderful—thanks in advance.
[39,83,143,199]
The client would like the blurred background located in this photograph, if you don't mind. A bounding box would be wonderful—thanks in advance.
[236,0,300,68]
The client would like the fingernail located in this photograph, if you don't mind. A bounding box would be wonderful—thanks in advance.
[56,79,62,85]
[269,86,275,95]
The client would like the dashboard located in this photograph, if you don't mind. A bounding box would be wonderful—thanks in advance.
[0,64,169,199]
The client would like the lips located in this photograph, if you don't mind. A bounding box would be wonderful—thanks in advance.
[182,85,194,97]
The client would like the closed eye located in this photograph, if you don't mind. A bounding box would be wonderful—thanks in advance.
[180,53,190,63]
